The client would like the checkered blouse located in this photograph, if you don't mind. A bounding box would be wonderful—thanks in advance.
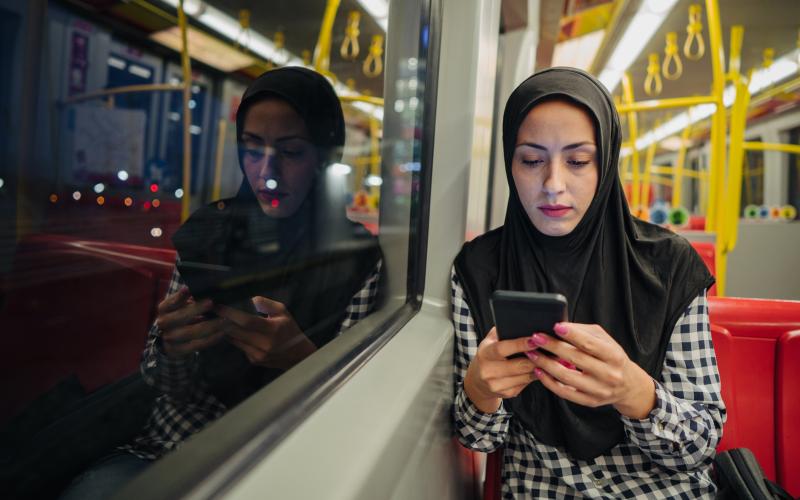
[451,268,726,499]
[121,260,381,460]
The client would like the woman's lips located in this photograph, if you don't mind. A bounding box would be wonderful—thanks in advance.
[258,190,288,203]
[538,204,572,218]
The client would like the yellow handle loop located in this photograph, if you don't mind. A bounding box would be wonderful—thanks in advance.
[236,9,251,50]
[762,47,774,68]
[340,11,361,60]
[345,77,356,90]
[302,49,311,66]
[644,53,663,96]
[662,32,683,80]
[274,31,285,50]
[684,4,705,61]
[363,34,384,78]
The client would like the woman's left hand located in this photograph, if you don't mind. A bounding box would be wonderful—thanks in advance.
[215,297,317,371]
[526,322,657,419]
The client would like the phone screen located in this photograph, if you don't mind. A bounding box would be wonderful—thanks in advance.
[490,290,568,342]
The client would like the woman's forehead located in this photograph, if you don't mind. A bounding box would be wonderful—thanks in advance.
[516,100,596,144]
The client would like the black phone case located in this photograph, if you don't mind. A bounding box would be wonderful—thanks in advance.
[490,290,568,341]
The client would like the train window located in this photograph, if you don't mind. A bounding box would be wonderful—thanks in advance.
[0,0,437,498]
[788,126,800,219]
[743,138,766,208]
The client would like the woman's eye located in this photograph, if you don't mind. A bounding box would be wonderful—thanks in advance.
[279,149,303,158]
[244,149,265,161]
[567,159,591,167]
[521,158,544,167]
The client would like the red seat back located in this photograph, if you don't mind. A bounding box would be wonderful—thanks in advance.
[690,241,717,296]
[776,330,800,497]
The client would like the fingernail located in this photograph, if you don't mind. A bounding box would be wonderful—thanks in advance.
[534,368,543,377]
[554,323,568,336]
[525,350,538,361]
[559,359,575,370]
[527,337,539,348]
[531,333,548,346]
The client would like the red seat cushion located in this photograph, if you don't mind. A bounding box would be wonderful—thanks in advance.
[776,330,800,497]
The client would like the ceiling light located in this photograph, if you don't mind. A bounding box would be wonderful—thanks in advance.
[598,0,679,93]
[150,25,256,72]
[552,30,605,71]
[357,0,389,31]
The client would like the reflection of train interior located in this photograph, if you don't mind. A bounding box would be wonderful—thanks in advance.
[1,0,799,499]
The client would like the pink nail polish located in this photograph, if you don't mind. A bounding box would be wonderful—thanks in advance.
[554,323,568,336]
[534,368,543,377]
[532,333,548,346]
[526,351,538,361]
[559,359,575,370]
[527,337,538,348]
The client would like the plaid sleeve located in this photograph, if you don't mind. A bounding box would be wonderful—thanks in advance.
[451,267,510,452]
[140,265,200,396]
[337,259,382,334]
[621,291,726,471]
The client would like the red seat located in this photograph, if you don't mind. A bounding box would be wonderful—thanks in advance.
[0,234,175,424]
[690,241,717,296]
[776,330,800,497]
[475,296,800,497]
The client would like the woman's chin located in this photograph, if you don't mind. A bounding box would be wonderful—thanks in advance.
[532,218,578,237]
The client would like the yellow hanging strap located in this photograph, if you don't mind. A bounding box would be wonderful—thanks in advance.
[684,4,705,60]
[762,47,774,68]
[236,9,251,51]
[662,32,683,80]
[340,11,361,60]
[644,53,663,96]
[274,30,285,50]
[345,78,356,90]
[302,49,311,66]
[363,34,384,78]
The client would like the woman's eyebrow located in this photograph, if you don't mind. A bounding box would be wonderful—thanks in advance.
[241,132,264,144]
[516,141,595,151]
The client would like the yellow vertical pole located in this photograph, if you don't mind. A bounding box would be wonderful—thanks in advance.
[211,118,227,201]
[313,0,342,75]
[723,26,748,255]
[672,121,692,208]
[178,0,193,222]
[368,116,381,197]
[704,0,727,294]
[621,73,641,209]
[642,131,657,208]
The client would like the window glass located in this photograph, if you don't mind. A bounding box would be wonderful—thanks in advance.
[0,1,432,498]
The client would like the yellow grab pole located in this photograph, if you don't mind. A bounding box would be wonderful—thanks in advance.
[705,0,727,294]
[642,129,657,208]
[368,116,381,196]
[725,78,750,254]
[211,118,227,201]
[672,120,692,208]
[616,95,717,113]
[313,0,342,76]
[742,142,800,155]
[621,73,641,209]
[178,0,193,222]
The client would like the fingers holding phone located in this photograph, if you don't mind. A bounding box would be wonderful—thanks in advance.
[155,286,226,357]
[214,297,317,371]
[463,327,539,414]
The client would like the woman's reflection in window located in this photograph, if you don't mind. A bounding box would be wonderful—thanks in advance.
[60,67,382,500]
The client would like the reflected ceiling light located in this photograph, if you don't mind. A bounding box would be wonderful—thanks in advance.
[157,0,384,121]
[365,174,383,186]
[151,227,164,238]
[72,191,81,201]
[597,0,679,93]
[174,188,184,198]
[108,56,127,70]
[117,170,129,181]
[128,64,152,79]
[150,25,256,73]
[0,178,4,189]
[357,0,389,31]
[93,183,105,194]
[624,49,800,154]
[331,163,352,176]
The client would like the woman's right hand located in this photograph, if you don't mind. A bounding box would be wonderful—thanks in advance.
[154,286,227,357]
[463,327,539,413]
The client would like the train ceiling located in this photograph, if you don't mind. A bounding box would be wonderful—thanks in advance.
[77,0,387,97]
[587,0,800,141]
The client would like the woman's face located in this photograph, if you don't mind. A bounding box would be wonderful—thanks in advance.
[511,99,599,237]
[241,98,319,218]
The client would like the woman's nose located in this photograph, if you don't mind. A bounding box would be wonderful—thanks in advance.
[259,147,279,179]
[542,163,566,195]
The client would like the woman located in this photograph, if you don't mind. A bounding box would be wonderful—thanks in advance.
[452,67,724,498]
[61,67,382,499]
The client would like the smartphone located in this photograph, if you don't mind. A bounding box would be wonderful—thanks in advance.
[490,290,568,342]
[175,260,261,314]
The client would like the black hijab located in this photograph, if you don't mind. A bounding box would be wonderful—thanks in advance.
[171,67,382,407]
[453,67,714,460]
